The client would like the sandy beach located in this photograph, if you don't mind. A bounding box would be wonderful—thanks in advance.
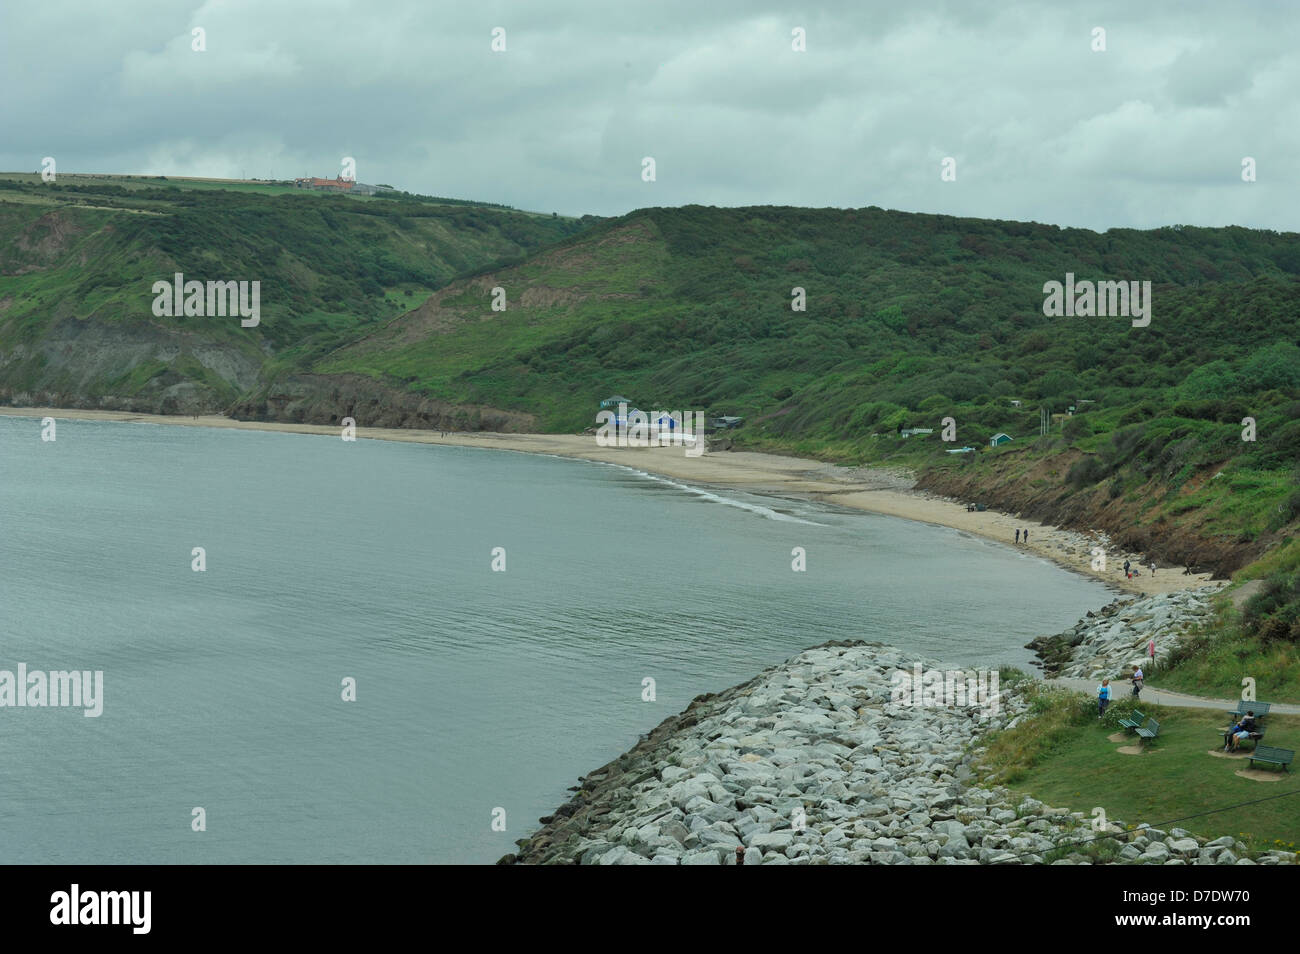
[2,406,1220,597]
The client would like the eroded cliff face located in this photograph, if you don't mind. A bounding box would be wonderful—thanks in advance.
[0,187,584,425]
[228,372,536,432]
[916,453,1263,579]
[0,315,534,429]
[0,316,263,415]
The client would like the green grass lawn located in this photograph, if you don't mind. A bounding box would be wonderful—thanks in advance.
[981,686,1300,855]
[1158,631,1300,702]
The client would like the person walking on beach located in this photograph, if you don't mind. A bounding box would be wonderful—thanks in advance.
[1023,529,1029,544]
[1131,665,1144,699]
[1124,559,1131,579]
[1097,678,1111,717]
[1015,529,1020,544]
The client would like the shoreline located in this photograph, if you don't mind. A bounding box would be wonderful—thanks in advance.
[1,406,1220,598]
[11,405,1270,867]
[502,639,1297,865]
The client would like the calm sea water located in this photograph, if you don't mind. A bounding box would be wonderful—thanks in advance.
[0,415,1113,863]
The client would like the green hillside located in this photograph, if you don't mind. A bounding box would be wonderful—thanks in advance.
[314,205,1300,431]
[3,189,1298,587]
[300,204,1299,578]
[0,173,588,409]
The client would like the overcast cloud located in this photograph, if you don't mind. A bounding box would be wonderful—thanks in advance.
[2,0,1297,230]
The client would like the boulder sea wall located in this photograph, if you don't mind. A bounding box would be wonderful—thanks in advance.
[1027,587,1222,678]
[498,639,1292,866]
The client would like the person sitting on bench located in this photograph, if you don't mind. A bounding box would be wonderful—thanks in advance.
[1225,712,1257,751]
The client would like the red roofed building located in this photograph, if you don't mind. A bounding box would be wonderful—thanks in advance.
[294,175,355,192]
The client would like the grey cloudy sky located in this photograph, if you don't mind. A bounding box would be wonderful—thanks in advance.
[3,0,1297,230]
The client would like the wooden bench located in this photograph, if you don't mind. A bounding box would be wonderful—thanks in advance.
[1227,701,1270,721]
[1247,746,1294,772]
[1135,718,1160,743]
[1118,709,1146,732]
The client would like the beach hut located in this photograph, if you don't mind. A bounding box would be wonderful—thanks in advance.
[652,412,679,432]
[989,433,1013,447]
[600,395,633,409]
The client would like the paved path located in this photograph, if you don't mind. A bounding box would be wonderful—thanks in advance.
[1050,677,1300,715]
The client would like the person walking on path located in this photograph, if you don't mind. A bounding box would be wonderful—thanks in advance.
[1131,666,1144,699]
[1097,678,1112,717]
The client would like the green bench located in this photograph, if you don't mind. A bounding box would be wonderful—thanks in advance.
[1248,746,1294,772]
[1223,724,1266,751]
[1118,709,1146,732]
[1135,718,1160,743]
[1241,726,1266,749]
[1227,701,1270,721]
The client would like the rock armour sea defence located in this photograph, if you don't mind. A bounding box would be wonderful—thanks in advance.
[499,640,1294,866]
[1028,588,1222,678]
